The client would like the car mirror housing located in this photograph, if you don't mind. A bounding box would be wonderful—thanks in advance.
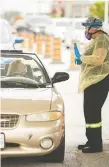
[52,72,69,84]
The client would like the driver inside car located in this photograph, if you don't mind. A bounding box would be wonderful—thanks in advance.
[6,59,27,77]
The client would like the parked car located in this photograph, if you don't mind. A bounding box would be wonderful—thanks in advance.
[0,50,69,162]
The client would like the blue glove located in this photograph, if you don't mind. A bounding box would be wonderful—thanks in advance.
[74,43,82,65]
[74,43,81,59]
[75,59,82,65]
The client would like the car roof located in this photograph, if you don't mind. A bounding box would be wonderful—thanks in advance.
[1,50,37,60]
[0,50,44,67]
[1,50,23,54]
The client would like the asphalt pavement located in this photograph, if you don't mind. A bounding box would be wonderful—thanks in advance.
[1,48,109,167]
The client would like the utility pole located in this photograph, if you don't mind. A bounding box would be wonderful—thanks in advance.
[104,0,109,24]
[104,0,109,34]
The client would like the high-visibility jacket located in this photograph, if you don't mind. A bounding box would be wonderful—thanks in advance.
[78,34,109,92]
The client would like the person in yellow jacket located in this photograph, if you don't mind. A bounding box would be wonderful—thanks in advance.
[76,17,109,153]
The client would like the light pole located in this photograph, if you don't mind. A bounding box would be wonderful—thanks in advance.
[104,0,109,34]
[104,0,109,24]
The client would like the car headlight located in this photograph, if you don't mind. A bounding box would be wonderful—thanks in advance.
[26,111,62,122]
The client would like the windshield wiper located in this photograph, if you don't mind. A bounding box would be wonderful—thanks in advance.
[1,81,40,88]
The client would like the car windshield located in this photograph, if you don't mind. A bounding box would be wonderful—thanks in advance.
[0,52,50,88]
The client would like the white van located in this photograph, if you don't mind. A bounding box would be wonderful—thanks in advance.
[0,19,14,50]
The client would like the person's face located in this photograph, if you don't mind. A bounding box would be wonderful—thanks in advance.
[85,27,98,39]
[88,27,96,33]
[17,62,27,74]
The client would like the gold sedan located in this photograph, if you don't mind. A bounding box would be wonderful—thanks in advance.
[0,50,69,162]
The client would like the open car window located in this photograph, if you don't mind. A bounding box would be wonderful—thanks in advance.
[0,52,50,87]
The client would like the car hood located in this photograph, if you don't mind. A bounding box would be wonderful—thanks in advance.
[1,88,52,115]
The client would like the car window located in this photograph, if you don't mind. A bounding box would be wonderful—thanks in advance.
[0,55,48,85]
[24,59,46,84]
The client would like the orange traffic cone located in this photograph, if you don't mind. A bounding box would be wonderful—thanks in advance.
[51,38,63,63]
[19,31,28,49]
[27,32,34,51]
[35,34,43,54]
[44,35,53,58]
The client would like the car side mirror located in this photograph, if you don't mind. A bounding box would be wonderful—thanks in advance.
[52,72,69,84]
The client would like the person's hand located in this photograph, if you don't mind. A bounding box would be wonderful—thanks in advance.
[75,58,82,65]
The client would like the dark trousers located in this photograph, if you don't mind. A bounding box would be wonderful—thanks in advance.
[84,75,109,148]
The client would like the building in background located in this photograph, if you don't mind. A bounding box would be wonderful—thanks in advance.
[50,0,92,18]
[1,0,108,21]
[63,1,93,18]
[50,0,65,17]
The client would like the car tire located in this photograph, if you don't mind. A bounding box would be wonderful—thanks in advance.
[42,135,65,163]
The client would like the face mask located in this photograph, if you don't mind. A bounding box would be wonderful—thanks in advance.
[85,28,100,40]
[85,31,92,40]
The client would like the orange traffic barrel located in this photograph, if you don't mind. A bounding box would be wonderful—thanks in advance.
[44,35,53,58]
[68,41,80,70]
[35,35,43,54]
[51,38,63,63]
[18,31,28,49]
[27,32,34,51]
[16,28,29,50]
